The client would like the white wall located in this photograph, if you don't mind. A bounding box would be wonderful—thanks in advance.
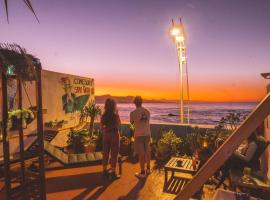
[1,69,95,134]
[0,70,95,155]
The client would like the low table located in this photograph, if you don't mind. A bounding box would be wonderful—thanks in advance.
[164,157,200,191]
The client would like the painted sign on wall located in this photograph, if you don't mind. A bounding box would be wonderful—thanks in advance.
[60,77,93,113]
[40,70,94,127]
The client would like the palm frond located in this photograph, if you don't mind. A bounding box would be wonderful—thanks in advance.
[23,0,40,23]
[2,0,39,23]
[4,0,9,23]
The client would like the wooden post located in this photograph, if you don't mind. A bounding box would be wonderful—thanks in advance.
[18,78,26,199]
[36,68,46,200]
[174,93,270,200]
[266,84,270,180]
[1,70,11,198]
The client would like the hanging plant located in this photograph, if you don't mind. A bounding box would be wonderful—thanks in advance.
[7,109,35,131]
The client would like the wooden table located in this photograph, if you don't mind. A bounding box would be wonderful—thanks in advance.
[164,157,200,191]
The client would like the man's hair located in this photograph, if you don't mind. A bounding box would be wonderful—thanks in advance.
[133,96,143,107]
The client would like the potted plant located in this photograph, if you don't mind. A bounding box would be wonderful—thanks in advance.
[80,101,102,137]
[83,134,98,153]
[67,129,97,153]
[155,130,182,162]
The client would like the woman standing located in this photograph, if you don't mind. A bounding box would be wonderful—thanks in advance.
[101,98,121,179]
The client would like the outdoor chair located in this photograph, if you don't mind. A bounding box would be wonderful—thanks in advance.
[212,137,270,189]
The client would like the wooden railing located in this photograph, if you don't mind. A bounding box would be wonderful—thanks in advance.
[174,93,270,200]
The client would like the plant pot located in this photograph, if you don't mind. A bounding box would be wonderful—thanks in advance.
[73,143,84,153]
[83,144,96,153]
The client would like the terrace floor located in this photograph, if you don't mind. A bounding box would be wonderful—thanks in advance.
[45,160,177,200]
[0,159,211,200]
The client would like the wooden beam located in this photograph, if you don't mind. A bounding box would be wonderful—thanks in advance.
[174,93,270,200]
[1,70,11,197]
[18,78,26,199]
[36,68,46,200]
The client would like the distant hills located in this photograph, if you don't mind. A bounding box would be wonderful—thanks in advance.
[94,95,258,104]
[95,95,177,104]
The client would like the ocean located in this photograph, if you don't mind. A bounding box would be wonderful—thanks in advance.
[104,102,257,125]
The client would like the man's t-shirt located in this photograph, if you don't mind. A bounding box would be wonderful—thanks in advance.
[130,107,151,137]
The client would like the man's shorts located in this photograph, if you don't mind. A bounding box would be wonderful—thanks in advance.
[134,135,151,156]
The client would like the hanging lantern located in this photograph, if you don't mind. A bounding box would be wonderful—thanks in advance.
[200,135,209,149]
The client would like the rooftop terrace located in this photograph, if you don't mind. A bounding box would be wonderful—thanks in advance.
[0,159,197,200]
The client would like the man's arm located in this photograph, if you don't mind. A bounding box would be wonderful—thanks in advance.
[234,142,257,162]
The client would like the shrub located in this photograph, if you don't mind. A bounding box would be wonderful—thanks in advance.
[155,130,182,162]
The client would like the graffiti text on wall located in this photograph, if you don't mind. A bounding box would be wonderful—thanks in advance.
[73,78,93,94]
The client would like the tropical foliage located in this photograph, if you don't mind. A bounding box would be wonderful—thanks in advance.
[67,128,101,153]
[80,101,102,136]
[67,129,97,145]
[155,130,182,162]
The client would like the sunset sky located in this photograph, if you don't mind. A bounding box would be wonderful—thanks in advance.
[1,0,269,102]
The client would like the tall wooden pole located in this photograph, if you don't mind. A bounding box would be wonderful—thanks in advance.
[18,78,27,199]
[36,68,46,200]
[1,70,11,198]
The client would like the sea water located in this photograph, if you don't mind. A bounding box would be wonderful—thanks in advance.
[107,102,257,125]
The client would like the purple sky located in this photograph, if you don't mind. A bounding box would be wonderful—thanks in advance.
[1,0,270,101]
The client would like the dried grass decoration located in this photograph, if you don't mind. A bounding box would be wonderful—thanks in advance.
[0,43,41,81]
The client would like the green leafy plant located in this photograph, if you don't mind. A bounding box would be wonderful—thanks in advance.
[67,128,98,153]
[7,109,35,130]
[80,101,102,137]
[180,127,201,156]
[155,130,182,162]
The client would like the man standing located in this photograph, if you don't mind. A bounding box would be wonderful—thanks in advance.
[130,96,151,178]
